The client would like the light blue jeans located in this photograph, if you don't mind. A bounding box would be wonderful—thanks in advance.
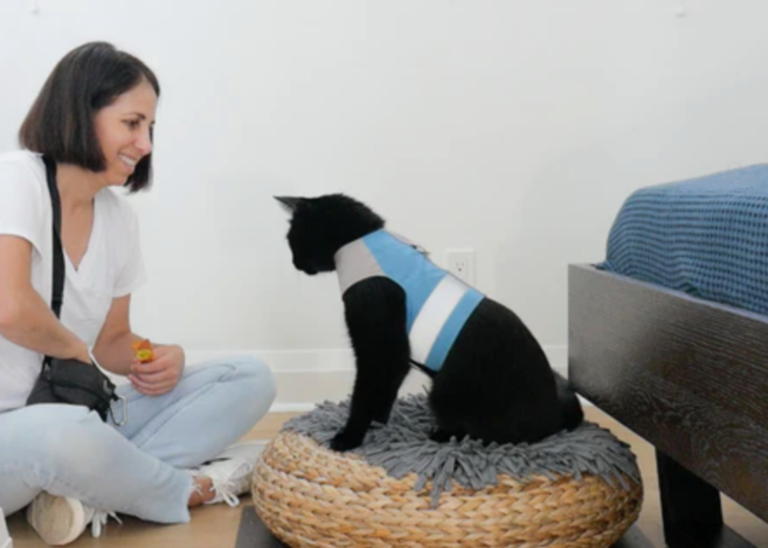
[0,356,276,523]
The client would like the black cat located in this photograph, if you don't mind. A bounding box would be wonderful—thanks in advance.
[276,194,583,452]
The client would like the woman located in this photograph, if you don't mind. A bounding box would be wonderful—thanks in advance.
[0,42,276,546]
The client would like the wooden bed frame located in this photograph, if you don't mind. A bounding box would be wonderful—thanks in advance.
[569,264,768,548]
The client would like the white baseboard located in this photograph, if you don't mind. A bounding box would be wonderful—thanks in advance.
[184,346,572,413]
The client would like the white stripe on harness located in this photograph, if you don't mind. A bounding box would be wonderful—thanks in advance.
[409,274,469,365]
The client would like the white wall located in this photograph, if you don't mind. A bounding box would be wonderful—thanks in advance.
[3,1,768,408]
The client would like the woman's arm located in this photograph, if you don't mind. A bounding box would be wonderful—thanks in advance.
[93,294,185,395]
[0,234,91,362]
[91,293,142,375]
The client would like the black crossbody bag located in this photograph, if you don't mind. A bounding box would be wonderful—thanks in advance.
[25,156,126,425]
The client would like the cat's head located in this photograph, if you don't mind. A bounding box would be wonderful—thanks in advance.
[275,193,385,275]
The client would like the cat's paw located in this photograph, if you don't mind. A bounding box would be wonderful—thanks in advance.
[330,430,364,452]
[429,428,460,444]
[372,411,391,425]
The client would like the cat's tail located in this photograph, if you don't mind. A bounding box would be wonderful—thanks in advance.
[554,371,584,430]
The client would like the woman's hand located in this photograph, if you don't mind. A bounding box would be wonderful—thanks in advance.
[128,344,185,396]
[73,341,93,364]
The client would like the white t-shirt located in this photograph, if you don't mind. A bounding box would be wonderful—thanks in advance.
[0,150,146,413]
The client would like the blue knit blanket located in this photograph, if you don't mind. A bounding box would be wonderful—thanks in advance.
[598,164,768,317]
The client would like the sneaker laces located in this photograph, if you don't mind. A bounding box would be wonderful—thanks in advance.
[208,461,251,507]
[90,509,121,538]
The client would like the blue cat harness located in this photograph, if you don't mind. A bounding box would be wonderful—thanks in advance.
[334,229,484,372]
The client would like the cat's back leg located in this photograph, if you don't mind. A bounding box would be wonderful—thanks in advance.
[429,297,564,444]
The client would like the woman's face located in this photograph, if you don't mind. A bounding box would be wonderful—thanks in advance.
[93,78,158,185]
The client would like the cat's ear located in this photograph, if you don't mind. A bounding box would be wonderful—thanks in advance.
[274,196,304,215]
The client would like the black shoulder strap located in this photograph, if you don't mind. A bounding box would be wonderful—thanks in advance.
[42,155,64,319]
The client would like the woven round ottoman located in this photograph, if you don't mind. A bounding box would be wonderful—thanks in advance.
[252,396,643,548]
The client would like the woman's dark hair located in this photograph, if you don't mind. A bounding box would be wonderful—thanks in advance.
[19,42,161,192]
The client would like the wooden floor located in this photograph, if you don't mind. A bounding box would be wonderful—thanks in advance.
[7,407,768,548]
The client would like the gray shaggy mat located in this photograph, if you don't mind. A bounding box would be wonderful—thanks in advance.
[281,394,641,506]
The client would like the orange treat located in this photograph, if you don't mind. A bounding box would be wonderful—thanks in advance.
[131,339,155,363]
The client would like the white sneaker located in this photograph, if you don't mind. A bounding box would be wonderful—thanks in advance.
[192,440,267,508]
[26,492,118,545]
[1,507,12,548]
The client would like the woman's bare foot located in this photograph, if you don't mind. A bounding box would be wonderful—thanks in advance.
[188,475,215,507]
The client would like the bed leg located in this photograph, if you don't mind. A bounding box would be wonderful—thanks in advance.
[656,449,754,548]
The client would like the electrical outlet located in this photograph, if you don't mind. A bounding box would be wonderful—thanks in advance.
[445,249,475,285]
